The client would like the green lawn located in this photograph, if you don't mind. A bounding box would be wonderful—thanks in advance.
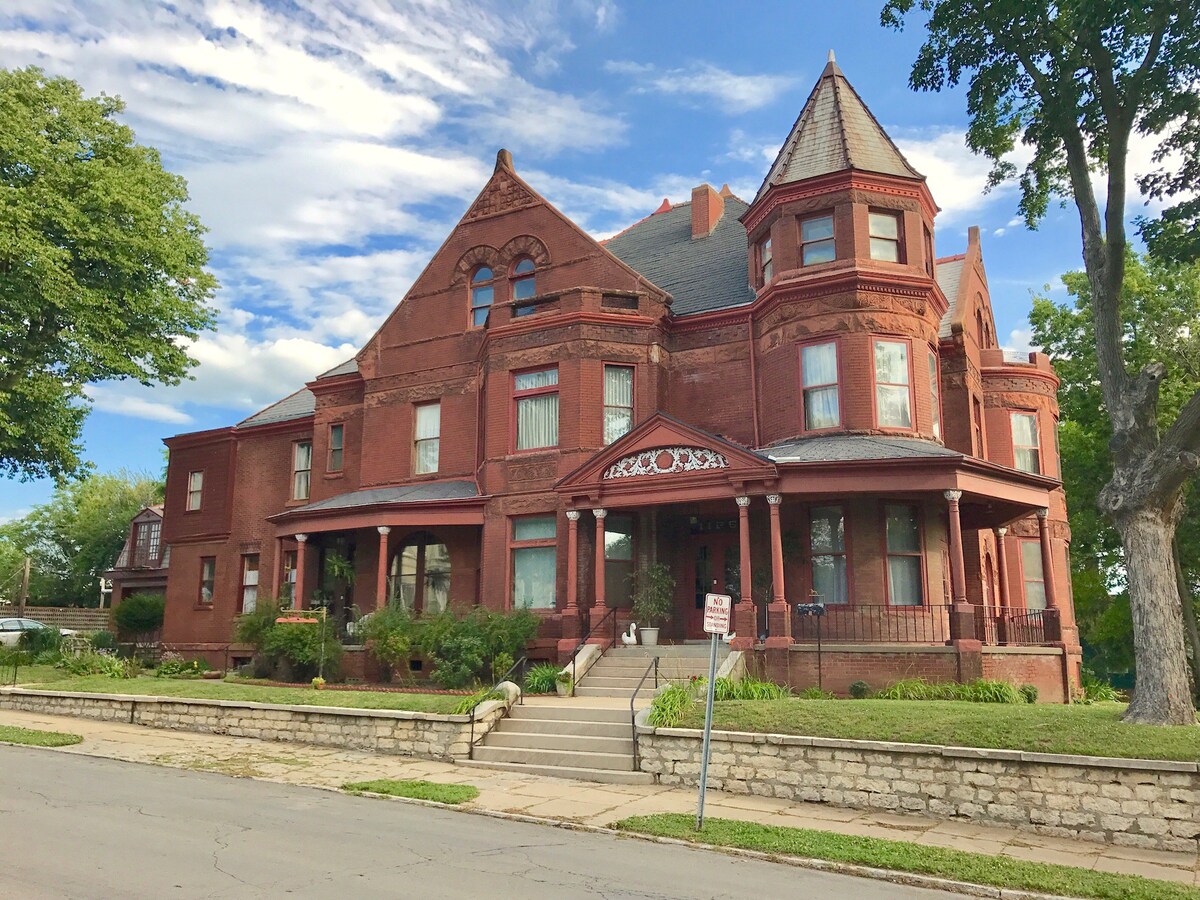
[33,676,463,713]
[673,699,1200,761]
[4,664,74,685]
[615,815,1199,900]
[343,779,479,804]
[0,724,83,747]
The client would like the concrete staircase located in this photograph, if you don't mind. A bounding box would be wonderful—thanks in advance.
[574,644,726,698]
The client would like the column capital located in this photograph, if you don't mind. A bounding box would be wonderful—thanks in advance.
[295,533,308,543]
[735,495,751,508]
[377,526,391,535]
[995,526,1008,537]
[565,510,581,522]
[766,493,782,506]
[943,490,963,502]
[593,508,607,520]
[1036,507,1050,519]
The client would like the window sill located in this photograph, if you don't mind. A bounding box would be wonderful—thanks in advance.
[193,603,215,611]
[283,498,310,508]
[506,448,559,461]
[323,472,345,481]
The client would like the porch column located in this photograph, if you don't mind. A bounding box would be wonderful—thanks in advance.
[1037,508,1060,610]
[764,494,792,646]
[944,491,967,604]
[593,509,607,610]
[731,496,756,650]
[994,527,1011,607]
[375,526,391,610]
[270,536,283,598]
[565,511,580,610]
[293,534,308,610]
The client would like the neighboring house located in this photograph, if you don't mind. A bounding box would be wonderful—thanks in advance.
[159,57,1079,694]
[105,505,169,604]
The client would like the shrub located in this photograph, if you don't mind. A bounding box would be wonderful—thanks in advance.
[524,663,560,694]
[711,677,791,701]
[261,621,342,682]
[1081,669,1120,703]
[156,653,211,679]
[798,686,835,700]
[469,607,540,676]
[360,605,419,674]
[648,683,694,727]
[58,650,125,678]
[452,687,504,715]
[113,593,165,637]
[426,632,485,689]
[961,679,1021,704]
[631,563,676,628]
[874,677,1022,703]
[1019,684,1039,704]
[234,599,282,651]
[849,680,871,699]
[408,608,540,689]
[18,626,63,655]
[89,631,118,651]
[33,649,63,665]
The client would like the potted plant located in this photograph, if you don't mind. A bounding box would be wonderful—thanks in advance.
[311,676,326,690]
[631,563,675,646]
[555,671,573,696]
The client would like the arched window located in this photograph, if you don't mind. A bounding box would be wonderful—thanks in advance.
[470,267,494,327]
[511,258,536,317]
[389,532,450,614]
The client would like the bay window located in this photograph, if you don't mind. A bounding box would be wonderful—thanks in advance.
[800,341,840,430]
[885,504,923,606]
[1021,540,1047,610]
[1011,412,1041,474]
[414,402,441,474]
[869,210,902,262]
[603,365,634,444]
[809,505,848,604]
[759,236,773,284]
[511,516,557,609]
[514,367,559,451]
[874,339,912,428]
[801,214,835,265]
[928,350,942,441]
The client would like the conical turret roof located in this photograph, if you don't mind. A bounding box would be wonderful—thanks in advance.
[754,52,923,203]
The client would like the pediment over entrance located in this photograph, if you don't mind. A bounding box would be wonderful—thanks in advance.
[556,413,776,505]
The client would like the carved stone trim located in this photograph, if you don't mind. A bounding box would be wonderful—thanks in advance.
[766,494,782,506]
[735,496,751,507]
[593,508,607,519]
[565,510,580,522]
[602,446,730,480]
[451,245,502,285]
[943,490,963,502]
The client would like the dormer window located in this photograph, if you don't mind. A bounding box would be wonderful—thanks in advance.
[511,258,536,317]
[759,237,773,285]
[869,211,902,262]
[470,267,494,327]
[801,214,835,265]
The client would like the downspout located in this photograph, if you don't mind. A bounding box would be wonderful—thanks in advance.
[747,313,761,448]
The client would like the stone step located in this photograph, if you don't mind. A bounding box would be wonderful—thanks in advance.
[509,704,629,723]
[492,718,628,738]
[586,664,712,678]
[605,646,722,658]
[482,731,634,754]
[573,685,657,698]
[575,675,658,688]
[471,745,635,771]
[456,759,655,786]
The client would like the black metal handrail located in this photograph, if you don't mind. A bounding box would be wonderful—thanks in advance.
[568,606,617,696]
[792,604,954,644]
[468,655,527,758]
[978,608,1047,646]
[629,657,659,772]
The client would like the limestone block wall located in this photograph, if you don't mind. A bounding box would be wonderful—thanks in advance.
[0,687,514,760]
[638,726,1200,852]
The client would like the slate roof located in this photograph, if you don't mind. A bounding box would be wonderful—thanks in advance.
[604,197,756,317]
[762,434,961,463]
[935,255,966,339]
[287,481,479,513]
[237,387,315,429]
[755,55,923,203]
[318,358,359,379]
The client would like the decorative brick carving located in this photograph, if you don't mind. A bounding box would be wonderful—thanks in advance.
[603,447,730,480]
[461,169,538,224]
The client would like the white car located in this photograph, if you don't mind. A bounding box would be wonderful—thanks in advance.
[0,618,76,647]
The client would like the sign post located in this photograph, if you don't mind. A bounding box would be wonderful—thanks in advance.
[696,591,731,830]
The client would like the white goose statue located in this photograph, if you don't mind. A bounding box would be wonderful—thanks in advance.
[621,622,638,646]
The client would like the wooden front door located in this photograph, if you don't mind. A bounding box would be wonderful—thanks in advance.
[688,534,741,638]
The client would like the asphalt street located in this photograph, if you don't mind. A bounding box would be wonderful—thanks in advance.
[0,745,960,898]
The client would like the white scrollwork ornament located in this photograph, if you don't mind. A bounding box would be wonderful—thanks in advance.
[603,446,730,479]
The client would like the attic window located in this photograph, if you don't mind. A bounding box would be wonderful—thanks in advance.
[801,214,835,265]
[470,267,494,327]
[511,258,536,318]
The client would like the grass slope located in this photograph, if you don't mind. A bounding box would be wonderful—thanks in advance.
[2,664,74,685]
[676,700,1200,761]
[0,724,83,747]
[615,815,1199,900]
[343,779,479,804]
[34,676,463,713]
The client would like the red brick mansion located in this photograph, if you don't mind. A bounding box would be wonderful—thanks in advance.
[139,57,1080,697]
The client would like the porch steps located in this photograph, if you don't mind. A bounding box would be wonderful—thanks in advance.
[572,645,728,698]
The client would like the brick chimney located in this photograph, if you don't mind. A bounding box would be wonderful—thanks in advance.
[691,183,724,239]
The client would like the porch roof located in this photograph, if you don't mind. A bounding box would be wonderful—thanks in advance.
[761,434,961,463]
[284,481,479,514]
[267,481,485,534]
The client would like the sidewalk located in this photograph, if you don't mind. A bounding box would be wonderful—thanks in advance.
[2,707,1196,886]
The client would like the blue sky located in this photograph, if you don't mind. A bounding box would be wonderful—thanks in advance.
[0,0,1162,520]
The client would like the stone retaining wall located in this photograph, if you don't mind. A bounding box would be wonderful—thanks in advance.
[637,725,1200,852]
[0,687,513,760]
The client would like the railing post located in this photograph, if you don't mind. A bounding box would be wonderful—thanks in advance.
[1041,608,1062,643]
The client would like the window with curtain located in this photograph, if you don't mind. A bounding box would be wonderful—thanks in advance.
[241,554,259,613]
[1011,412,1041,473]
[801,214,835,265]
[199,557,216,605]
[874,339,912,428]
[414,402,440,474]
[470,267,494,327]
[928,350,942,441]
[869,211,902,262]
[389,533,450,614]
[801,341,840,430]
[885,504,923,606]
[328,424,344,472]
[292,441,312,500]
[514,368,559,450]
[604,515,634,608]
[511,516,556,609]
[809,505,848,604]
[759,236,773,284]
[511,258,536,316]
[186,471,203,511]
[603,365,634,444]
[1021,540,1047,610]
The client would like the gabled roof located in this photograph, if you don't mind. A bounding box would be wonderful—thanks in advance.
[237,387,315,429]
[755,53,923,203]
[605,197,756,317]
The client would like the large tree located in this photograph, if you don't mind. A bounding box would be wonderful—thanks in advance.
[0,66,216,481]
[883,0,1200,724]
[0,470,163,606]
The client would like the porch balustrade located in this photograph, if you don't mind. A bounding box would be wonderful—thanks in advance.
[790,603,1055,647]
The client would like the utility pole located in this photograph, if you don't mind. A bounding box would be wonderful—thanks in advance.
[17,557,30,618]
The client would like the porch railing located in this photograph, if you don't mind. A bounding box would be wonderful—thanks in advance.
[792,604,954,644]
[567,606,618,695]
[976,608,1047,646]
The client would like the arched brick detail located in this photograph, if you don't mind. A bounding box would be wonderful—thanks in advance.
[500,234,551,270]
[451,246,501,285]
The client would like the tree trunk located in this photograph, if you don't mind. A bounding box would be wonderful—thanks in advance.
[1119,508,1197,724]
[1173,539,1200,698]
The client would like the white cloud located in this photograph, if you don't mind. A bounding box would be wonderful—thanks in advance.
[605,60,796,113]
[1004,328,1038,355]
[891,128,1028,223]
[83,386,194,425]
